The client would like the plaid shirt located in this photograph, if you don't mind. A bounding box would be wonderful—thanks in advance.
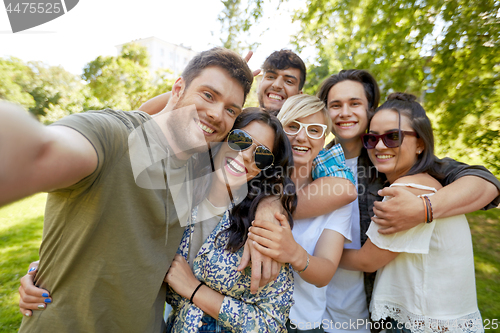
[311,143,355,184]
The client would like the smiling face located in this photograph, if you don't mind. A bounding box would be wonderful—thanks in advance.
[367,109,424,183]
[327,80,369,153]
[213,121,275,189]
[285,111,326,168]
[166,66,245,156]
[257,67,302,112]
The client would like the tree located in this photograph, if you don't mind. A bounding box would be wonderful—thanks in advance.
[0,57,85,123]
[0,57,35,109]
[82,43,174,111]
[218,0,264,53]
[289,0,499,175]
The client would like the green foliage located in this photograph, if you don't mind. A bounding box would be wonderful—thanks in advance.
[0,58,85,123]
[289,0,500,176]
[82,43,174,111]
[218,0,263,52]
[0,58,35,109]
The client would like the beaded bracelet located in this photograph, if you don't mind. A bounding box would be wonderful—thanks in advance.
[294,252,310,274]
[190,281,205,303]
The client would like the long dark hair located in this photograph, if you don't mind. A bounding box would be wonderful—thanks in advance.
[374,92,442,177]
[222,108,297,252]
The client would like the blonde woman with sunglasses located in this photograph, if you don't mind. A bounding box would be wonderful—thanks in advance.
[248,94,355,333]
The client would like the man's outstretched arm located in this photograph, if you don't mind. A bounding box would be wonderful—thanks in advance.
[0,102,97,206]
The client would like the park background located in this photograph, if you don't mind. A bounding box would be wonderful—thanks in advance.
[1,0,499,331]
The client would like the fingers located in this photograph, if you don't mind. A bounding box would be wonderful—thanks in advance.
[20,274,49,298]
[371,214,391,228]
[377,226,398,235]
[251,241,274,258]
[260,256,272,286]
[19,307,32,317]
[243,51,253,63]
[248,224,276,242]
[252,69,261,77]
[18,273,51,316]
[270,260,280,282]
[274,213,290,228]
[378,186,399,197]
[252,219,280,231]
[248,231,275,249]
[250,255,262,294]
[237,241,251,271]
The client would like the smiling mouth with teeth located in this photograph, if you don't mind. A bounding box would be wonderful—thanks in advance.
[226,157,246,174]
[337,122,356,127]
[293,146,309,153]
[376,154,394,160]
[268,93,284,101]
[196,120,215,134]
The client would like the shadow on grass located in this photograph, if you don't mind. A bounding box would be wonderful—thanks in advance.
[0,215,44,333]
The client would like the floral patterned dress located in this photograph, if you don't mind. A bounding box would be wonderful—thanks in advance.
[167,210,294,333]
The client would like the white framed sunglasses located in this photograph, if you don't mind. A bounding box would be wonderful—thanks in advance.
[283,120,327,139]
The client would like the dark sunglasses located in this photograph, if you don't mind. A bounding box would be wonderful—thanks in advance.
[361,130,418,149]
[226,129,274,170]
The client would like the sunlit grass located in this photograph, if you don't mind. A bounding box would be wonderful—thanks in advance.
[0,194,45,333]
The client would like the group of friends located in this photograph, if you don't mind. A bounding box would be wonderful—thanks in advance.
[1,47,499,333]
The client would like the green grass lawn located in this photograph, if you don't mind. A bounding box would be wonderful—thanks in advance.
[0,194,499,332]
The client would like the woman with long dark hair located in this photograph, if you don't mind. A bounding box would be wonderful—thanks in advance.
[165,108,297,333]
[339,93,482,332]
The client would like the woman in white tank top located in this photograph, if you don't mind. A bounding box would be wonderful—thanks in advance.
[339,93,483,333]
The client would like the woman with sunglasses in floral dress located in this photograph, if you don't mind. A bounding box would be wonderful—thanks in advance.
[248,94,355,333]
[164,108,297,333]
[339,93,483,333]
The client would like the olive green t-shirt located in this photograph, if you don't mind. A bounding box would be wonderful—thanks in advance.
[19,110,187,333]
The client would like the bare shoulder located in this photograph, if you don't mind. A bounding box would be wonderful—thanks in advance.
[393,173,443,196]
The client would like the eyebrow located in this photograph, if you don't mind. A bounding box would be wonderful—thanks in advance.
[201,84,242,111]
[368,129,400,134]
[328,97,363,106]
[265,70,298,81]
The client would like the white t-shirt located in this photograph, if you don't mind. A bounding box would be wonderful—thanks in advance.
[323,157,371,333]
[367,183,483,333]
[289,203,352,330]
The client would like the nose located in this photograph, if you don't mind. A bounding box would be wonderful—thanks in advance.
[271,76,284,91]
[241,145,255,167]
[206,104,224,123]
[374,136,387,150]
[295,127,307,142]
[339,103,351,117]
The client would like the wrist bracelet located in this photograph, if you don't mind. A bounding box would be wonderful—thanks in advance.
[420,196,428,223]
[424,196,434,223]
[190,281,205,303]
[294,252,310,274]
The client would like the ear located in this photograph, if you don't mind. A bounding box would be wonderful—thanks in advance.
[165,77,185,111]
[171,77,185,98]
[416,137,425,155]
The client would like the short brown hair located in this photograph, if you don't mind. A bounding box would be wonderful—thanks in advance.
[182,47,254,103]
[262,50,306,90]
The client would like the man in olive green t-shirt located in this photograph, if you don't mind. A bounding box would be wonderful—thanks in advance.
[0,47,253,332]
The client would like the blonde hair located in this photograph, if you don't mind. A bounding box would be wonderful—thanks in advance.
[277,94,332,136]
